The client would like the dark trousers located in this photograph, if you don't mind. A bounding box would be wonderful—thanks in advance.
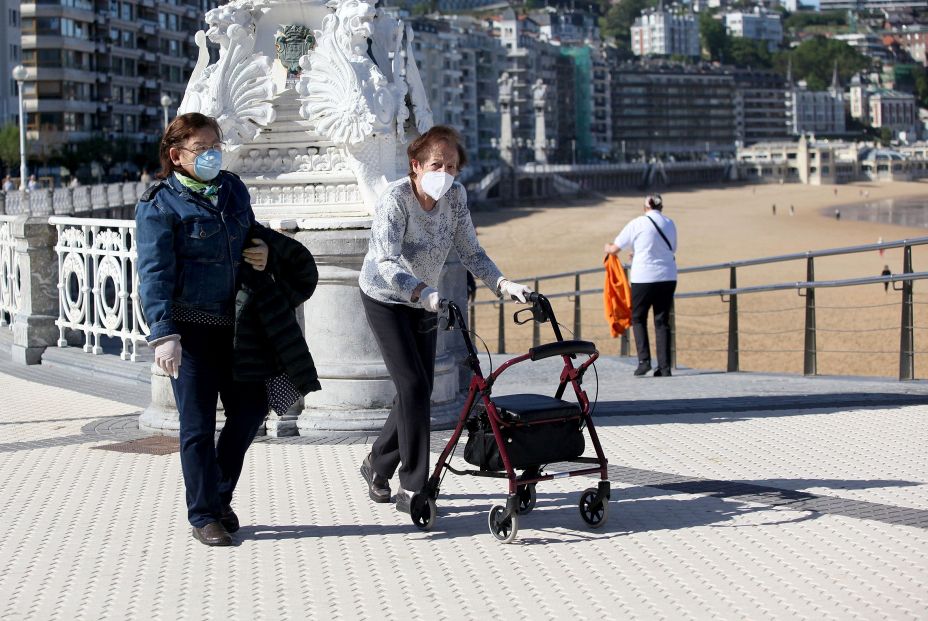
[361,292,437,492]
[631,280,677,372]
[172,322,268,528]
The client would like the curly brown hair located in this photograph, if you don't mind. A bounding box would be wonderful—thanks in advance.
[156,113,223,180]
[406,125,468,178]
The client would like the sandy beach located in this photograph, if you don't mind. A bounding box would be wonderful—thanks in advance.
[471,180,928,379]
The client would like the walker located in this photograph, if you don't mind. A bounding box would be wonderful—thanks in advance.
[408,293,610,543]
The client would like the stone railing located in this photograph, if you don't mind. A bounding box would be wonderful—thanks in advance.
[48,217,149,361]
[0,182,146,218]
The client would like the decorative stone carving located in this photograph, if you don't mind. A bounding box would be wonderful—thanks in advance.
[178,1,277,149]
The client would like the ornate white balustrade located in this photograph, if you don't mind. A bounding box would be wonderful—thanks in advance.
[48,217,149,361]
[0,216,20,328]
[0,182,146,217]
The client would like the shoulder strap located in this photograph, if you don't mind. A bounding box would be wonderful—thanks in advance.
[645,215,673,253]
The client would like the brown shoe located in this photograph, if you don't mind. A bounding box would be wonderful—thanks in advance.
[361,453,392,503]
[192,521,232,546]
[220,507,240,533]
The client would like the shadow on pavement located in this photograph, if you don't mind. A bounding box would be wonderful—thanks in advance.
[235,473,921,543]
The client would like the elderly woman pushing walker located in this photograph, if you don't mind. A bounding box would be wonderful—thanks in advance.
[359,125,532,513]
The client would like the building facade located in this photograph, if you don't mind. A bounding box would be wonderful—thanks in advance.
[409,15,508,168]
[723,8,782,53]
[610,62,737,158]
[790,67,846,136]
[868,88,918,137]
[733,68,790,146]
[1,0,21,126]
[18,0,205,163]
[630,9,700,59]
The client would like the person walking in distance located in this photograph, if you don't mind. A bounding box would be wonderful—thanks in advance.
[604,194,678,377]
[881,265,892,293]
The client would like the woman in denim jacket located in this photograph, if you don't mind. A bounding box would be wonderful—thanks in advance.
[135,113,270,547]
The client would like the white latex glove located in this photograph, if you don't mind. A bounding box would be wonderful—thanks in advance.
[242,238,269,271]
[418,286,442,312]
[154,337,182,379]
[498,278,532,303]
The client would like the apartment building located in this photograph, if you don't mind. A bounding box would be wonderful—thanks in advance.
[630,8,700,59]
[1,0,21,125]
[733,68,790,146]
[724,8,782,53]
[610,62,737,157]
[18,0,204,155]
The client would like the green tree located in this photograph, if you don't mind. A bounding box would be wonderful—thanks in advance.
[0,124,20,173]
[880,126,893,146]
[600,0,655,50]
[729,38,773,68]
[783,10,847,32]
[774,36,869,90]
[699,12,730,62]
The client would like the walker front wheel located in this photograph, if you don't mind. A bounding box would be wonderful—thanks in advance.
[410,494,436,531]
[578,487,608,528]
[488,504,519,543]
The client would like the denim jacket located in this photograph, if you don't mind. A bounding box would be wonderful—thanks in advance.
[135,171,255,342]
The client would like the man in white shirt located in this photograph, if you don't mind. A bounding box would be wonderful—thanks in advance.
[604,194,678,377]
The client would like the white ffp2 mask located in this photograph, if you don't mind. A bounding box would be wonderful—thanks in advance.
[420,171,455,201]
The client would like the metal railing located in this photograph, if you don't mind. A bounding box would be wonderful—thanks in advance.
[48,216,149,360]
[472,236,928,380]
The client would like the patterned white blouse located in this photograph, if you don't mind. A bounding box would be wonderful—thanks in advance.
[359,177,503,306]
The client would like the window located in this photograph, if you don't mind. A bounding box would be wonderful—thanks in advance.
[8,8,17,27]
[9,44,19,61]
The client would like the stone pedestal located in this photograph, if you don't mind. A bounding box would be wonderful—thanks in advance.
[10,216,58,365]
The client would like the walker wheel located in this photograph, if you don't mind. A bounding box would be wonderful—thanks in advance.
[578,487,608,528]
[516,483,537,514]
[488,504,519,544]
[410,493,437,531]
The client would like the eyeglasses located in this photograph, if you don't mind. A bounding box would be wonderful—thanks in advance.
[179,143,224,157]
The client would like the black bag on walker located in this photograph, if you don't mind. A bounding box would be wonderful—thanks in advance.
[463,395,586,471]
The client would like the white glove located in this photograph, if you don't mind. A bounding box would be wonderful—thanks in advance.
[154,337,182,379]
[418,286,442,312]
[498,278,532,304]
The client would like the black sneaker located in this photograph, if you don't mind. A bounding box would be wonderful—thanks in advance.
[394,488,413,514]
[653,368,672,377]
[634,362,652,377]
[360,453,392,503]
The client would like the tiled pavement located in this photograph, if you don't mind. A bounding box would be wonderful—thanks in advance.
[0,340,927,619]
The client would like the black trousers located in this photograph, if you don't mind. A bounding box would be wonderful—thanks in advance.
[361,292,437,492]
[172,322,268,528]
[631,280,677,372]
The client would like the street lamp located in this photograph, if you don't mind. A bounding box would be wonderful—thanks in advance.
[12,64,28,191]
[160,94,173,130]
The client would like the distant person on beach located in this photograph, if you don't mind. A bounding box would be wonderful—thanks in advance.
[835,208,841,221]
[789,204,795,216]
[878,237,885,257]
[881,265,892,292]
[604,194,677,378]
[772,203,776,215]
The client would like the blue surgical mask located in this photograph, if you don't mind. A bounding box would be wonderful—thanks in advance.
[194,149,222,181]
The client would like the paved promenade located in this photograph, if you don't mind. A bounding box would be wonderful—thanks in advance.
[0,341,927,620]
